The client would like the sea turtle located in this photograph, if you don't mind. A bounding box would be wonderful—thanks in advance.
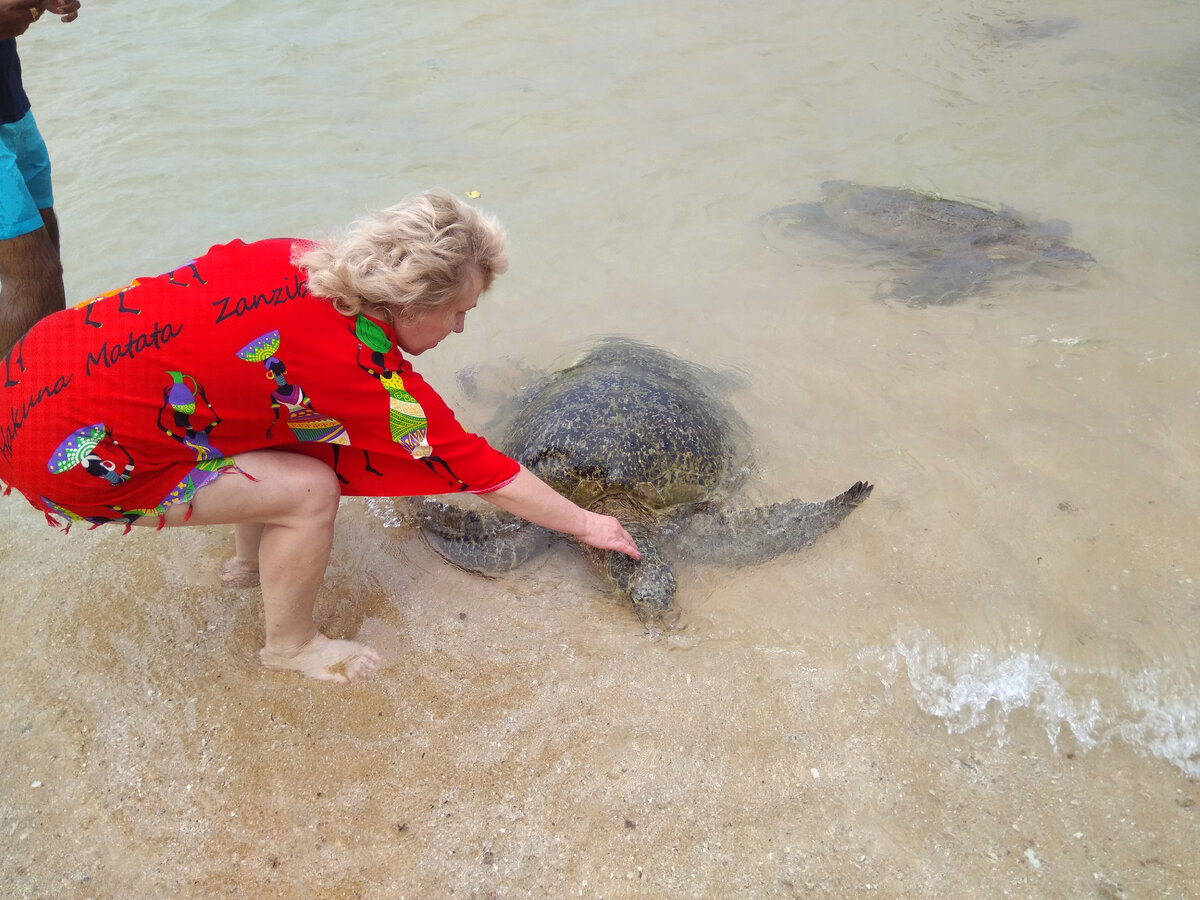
[761,180,1094,306]
[415,338,872,625]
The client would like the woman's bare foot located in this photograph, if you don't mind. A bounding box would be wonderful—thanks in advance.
[259,633,382,683]
[220,555,260,589]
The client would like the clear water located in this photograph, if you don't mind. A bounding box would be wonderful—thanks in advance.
[3,0,1198,896]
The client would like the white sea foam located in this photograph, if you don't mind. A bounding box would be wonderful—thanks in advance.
[363,496,409,529]
[865,629,1200,779]
[1115,671,1200,779]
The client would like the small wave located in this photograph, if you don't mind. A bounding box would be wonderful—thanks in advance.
[863,628,1200,779]
[363,496,410,529]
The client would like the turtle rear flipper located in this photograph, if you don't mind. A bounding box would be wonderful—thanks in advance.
[417,499,553,573]
[675,480,873,566]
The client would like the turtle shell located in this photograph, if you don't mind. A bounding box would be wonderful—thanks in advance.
[497,339,746,514]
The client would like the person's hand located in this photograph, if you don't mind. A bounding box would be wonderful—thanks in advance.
[578,512,642,560]
[0,1,41,37]
[0,0,78,36]
[42,0,80,23]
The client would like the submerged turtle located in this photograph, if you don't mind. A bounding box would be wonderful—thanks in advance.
[761,180,1094,306]
[416,338,872,625]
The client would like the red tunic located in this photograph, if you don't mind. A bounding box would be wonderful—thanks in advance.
[0,238,519,527]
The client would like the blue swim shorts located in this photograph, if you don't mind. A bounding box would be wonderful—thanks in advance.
[0,110,53,240]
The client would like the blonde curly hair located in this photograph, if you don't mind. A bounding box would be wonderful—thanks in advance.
[295,190,508,320]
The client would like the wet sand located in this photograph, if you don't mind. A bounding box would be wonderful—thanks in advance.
[1,499,1197,897]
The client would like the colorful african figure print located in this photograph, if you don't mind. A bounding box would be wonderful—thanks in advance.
[160,370,224,461]
[354,314,432,456]
[236,330,350,445]
[378,370,433,458]
[47,423,134,486]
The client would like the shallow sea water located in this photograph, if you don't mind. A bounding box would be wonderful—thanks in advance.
[3,0,1199,896]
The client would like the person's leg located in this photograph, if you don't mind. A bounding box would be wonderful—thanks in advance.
[146,450,380,683]
[38,205,61,249]
[0,221,65,358]
[220,522,264,587]
[0,113,67,359]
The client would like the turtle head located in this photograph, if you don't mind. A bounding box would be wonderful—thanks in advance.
[603,529,679,628]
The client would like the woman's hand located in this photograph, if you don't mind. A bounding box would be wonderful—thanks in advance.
[577,511,641,559]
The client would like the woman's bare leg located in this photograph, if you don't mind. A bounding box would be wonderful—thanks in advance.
[147,450,381,683]
[220,523,263,587]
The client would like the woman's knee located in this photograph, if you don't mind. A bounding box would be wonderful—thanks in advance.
[151,452,344,529]
[287,456,342,522]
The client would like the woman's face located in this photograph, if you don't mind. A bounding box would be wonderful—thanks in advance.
[392,267,484,356]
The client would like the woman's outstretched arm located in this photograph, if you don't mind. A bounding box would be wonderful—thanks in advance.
[482,465,642,560]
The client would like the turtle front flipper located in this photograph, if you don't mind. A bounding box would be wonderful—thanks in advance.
[601,524,679,626]
[417,498,553,573]
[675,480,873,566]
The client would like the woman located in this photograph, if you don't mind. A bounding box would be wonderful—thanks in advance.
[0,191,640,683]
